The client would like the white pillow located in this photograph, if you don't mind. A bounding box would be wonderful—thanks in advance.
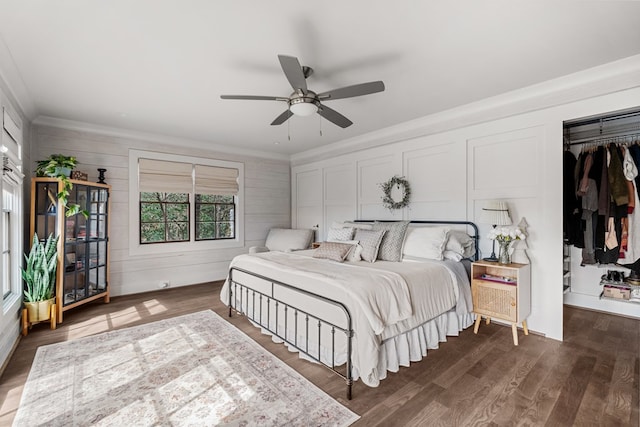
[402,227,450,261]
[327,227,354,241]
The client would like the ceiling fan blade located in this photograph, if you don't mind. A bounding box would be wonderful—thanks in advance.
[278,55,308,93]
[317,104,353,128]
[317,81,385,101]
[220,95,286,101]
[270,109,294,126]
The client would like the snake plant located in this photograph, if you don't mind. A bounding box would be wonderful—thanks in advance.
[22,233,59,303]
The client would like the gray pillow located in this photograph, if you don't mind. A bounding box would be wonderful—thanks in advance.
[373,221,410,261]
[354,229,386,262]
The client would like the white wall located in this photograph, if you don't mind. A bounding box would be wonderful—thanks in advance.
[292,62,640,341]
[31,124,291,297]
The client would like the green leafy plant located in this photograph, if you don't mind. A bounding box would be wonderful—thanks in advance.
[22,233,59,303]
[35,154,77,176]
[35,154,88,218]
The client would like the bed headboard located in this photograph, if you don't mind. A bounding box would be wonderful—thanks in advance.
[352,219,480,261]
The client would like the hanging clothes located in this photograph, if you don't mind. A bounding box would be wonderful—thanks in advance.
[564,139,640,267]
[622,178,640,264]
[563,150,580,245]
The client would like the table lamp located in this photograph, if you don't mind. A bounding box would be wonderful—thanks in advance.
[480,200,512,261]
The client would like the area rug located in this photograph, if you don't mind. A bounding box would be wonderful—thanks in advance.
[13,310,359,426]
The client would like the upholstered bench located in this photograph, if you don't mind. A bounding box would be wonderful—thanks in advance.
[249,228,314,253]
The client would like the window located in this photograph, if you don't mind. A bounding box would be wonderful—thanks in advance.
[2,172,21,306]
[1,107,23,321]
[195,194,235,240]
[2,202,10,299]
[140,192,190,243]
[129,150,244,255]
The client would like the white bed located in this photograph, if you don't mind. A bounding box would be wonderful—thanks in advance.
[221,221,478,398]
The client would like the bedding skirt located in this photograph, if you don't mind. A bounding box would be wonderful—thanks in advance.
[257,307,474,382]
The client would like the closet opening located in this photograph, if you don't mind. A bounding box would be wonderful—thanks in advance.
[563,106,640,319]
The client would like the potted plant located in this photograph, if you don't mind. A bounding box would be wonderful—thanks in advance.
[35,153,77,178]
[35,154,88,218]
[22,233,58,322]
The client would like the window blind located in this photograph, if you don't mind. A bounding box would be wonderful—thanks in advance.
[194,165,239,195]
[138,158,193,193]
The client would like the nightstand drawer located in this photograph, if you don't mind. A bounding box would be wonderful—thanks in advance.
[472,280,517,322]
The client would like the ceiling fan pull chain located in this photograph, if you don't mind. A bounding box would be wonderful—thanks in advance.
[319,114,323,136]
[288,117,291,141]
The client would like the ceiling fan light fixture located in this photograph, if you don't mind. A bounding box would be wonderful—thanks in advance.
[289,100,318,116]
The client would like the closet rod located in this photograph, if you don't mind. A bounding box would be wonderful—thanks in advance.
[564,109,640,128]
[568,131,640,146]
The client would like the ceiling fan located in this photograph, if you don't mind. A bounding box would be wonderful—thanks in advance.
[220,55,385,128]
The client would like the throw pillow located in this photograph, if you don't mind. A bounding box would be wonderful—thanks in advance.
[373,221,410,261]
[327,227,354,241]
[346,243,363,262]
[313,242,355,262]
[354,229,386,262]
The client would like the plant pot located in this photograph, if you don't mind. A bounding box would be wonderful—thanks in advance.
[24,298,55,322]
[51,167,72,177]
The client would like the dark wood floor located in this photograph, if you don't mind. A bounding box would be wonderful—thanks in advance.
[1,282,638,426]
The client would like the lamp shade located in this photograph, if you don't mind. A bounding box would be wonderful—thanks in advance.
[480,201,512,226]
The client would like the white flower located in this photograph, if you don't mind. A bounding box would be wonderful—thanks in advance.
[488,226,526,242]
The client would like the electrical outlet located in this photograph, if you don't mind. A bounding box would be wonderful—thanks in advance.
[159,282,169,288]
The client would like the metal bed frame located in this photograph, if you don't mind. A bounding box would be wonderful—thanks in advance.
[227,220,479,400]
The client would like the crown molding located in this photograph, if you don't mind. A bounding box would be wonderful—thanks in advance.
[0,34,36,120]
[291,54,640,166]
[31,115,290,162]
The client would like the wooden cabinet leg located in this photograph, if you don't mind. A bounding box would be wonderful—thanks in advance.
[511,323,518,346]
[21,308,28,336]
[50,304,57,330]
[486,317,491,325]
[474,315,482,334]
[522,320,529,336]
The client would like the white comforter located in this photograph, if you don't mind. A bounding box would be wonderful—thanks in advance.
[220,251,472,387]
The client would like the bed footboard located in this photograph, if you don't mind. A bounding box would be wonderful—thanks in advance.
[228,266,355,400]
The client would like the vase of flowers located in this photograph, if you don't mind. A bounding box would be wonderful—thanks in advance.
[488,226,526,264]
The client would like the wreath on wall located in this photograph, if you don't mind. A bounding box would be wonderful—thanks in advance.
[380,176,411,211]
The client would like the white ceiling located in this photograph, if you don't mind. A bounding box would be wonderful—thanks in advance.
[1,1,640,156]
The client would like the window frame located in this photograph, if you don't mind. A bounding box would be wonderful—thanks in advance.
[194,194,236,241]
[139,192,191,244]
[1,173,22,313]
[128,150,244,256]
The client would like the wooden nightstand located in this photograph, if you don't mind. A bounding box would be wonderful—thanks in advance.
[471,260,531,345]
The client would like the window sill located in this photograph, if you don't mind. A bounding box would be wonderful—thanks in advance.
[128,238,244,257]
